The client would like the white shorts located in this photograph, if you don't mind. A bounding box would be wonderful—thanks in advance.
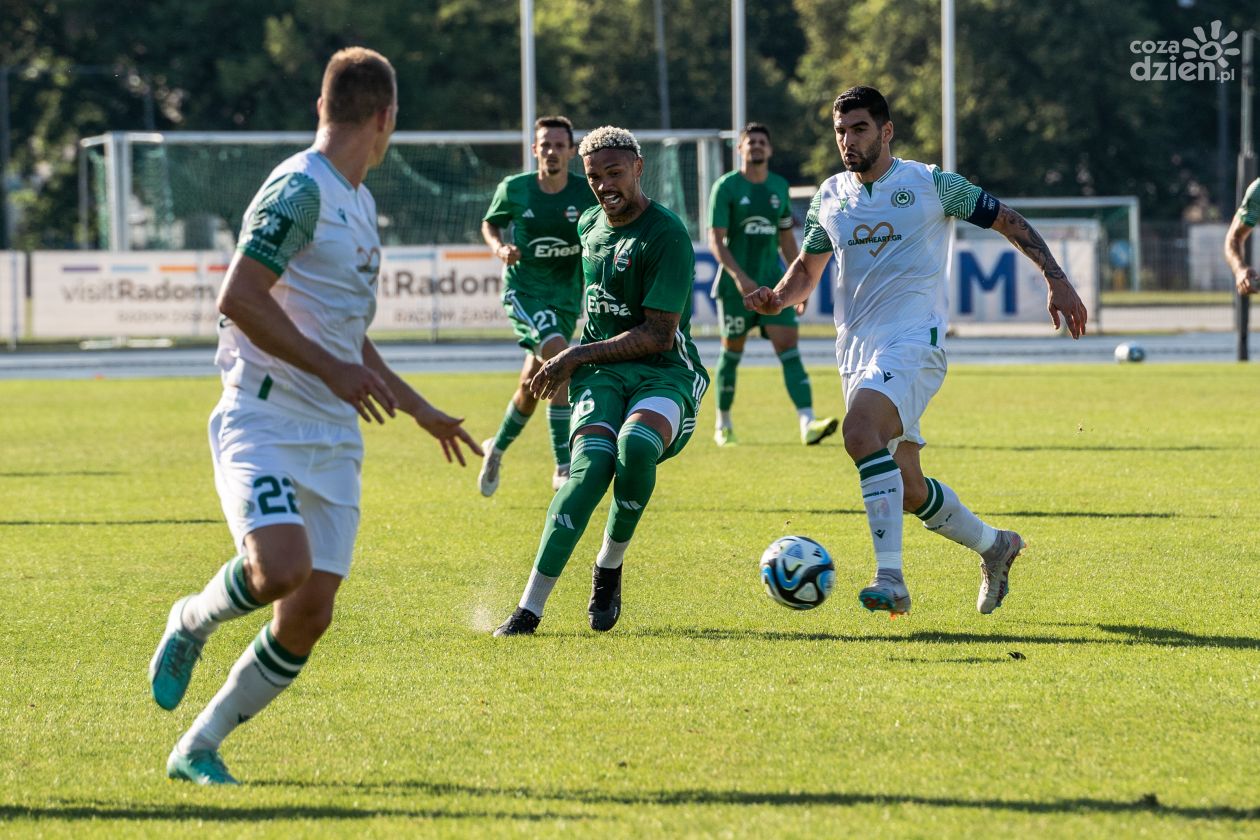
[209,393,363,578]
[838,331,947,454]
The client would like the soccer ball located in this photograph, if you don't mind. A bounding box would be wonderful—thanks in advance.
[1114,342,1145,363]
[759,536,835,610]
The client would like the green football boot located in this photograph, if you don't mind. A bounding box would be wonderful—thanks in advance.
[149,596,203,711]
[167,748,239,785]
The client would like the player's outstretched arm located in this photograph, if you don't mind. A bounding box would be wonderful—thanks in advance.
[776,228,810,316]
[746,250,829,316]
[218,253,397,422]
[991,204,1089,338]
[361,339,482,465]
[529,308,680,400]
[1224,216,1258,295]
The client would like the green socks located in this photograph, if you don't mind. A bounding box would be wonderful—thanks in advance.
[533,435,616,577]
[716,349,741,412]
[492,400,532,452]
[777,347,813,411]
[606,421,664,542]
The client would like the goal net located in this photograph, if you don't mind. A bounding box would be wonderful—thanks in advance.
[80,130,727,252]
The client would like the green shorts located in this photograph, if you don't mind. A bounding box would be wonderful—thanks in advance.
[502,288,578,354]
[715,279,798,340]
[567,363,708,463]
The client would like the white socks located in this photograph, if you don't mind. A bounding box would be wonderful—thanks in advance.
[914,477,998,554]
[519,567,559,617]
[855,449,904,573]
[181,555,263,641]
[178,622,306,754]
[595,533,629,569]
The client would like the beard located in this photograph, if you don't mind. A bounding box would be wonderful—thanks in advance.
[842,142,879,173]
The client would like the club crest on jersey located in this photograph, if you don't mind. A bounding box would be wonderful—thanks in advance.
[892,188,915,208]
[848,221,902,257]
[769,194,781,209]
[613,245,633,272]
[565,205,579,222]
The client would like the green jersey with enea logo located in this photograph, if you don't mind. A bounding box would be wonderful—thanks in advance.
[709,170,795,288]
[802,157,996,345]
[578,200,708,384]
[484,172,597,314]
[221,148,381,428]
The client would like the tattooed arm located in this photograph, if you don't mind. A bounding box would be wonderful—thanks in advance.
[990,203,1089,338]
[529,308,680,400]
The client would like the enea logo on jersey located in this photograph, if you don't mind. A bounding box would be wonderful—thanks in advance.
[741,216,777,236]
[565,205,580,222]
[529,237,581,259]
[586,283,631,316]
[891,189,915,208]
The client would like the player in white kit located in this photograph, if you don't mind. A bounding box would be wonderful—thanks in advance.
[746,86,1087,617]
[147,48,480,785]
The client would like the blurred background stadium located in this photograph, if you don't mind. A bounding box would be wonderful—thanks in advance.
[1,0,1256,346]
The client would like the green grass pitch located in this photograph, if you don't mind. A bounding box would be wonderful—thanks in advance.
[2,363,1259,837]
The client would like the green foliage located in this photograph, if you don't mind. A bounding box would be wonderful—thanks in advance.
[4,0,1256,248]
[2,363,1260,836]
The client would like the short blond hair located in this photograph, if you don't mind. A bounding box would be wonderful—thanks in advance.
[578,126,641,158]
[321,47,395,125]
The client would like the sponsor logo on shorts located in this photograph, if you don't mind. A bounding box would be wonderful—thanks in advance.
[882,371,895,382]
[848,222,901,257]
[529,237,581,259]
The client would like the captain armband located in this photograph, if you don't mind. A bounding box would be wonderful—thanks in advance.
[966,191,1000,228]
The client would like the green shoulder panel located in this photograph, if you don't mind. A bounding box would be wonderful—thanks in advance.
[931,166,984,220]
[802,190,833,254]
[1238,178,1260,227]
[237,172,320,276]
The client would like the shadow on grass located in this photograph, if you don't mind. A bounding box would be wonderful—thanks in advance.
[0,801,578,823]
[943,444,1227,453]
[600,624,1260,650]
[0,519,219,527]
[247,780,1260,822]
[658,507,1183,519]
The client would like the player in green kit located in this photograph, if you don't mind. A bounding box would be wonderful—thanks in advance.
[1225,176,1260,295]
[479,116,597,496]
[493,126,709,636]
[708,122,837,447]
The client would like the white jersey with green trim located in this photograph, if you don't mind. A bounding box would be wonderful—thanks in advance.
[802,158,985,350]
[217,149,381,427]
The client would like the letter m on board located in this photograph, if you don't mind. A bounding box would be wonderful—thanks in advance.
[957,251,1016,315]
